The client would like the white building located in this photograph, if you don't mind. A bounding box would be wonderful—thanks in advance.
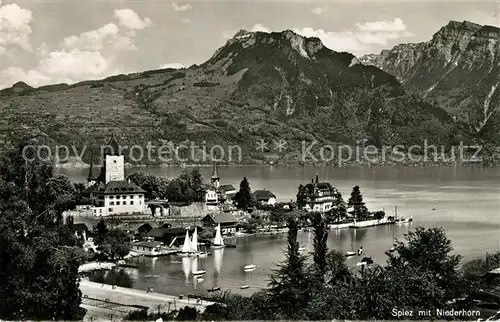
[87,137,146,216]
[253,189,277,205]
[300,174,339,213]
[131,241,163,256]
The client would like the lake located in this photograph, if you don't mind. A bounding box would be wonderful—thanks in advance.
[61,165,500,296]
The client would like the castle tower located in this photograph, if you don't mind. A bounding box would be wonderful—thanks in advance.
[211,163,220,189]
[99,136,125,184]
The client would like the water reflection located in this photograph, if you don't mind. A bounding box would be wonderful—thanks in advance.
[90,268,133,288]
[213,248,224,288]
[182,256,190,284]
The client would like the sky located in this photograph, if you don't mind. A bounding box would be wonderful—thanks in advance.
[0,0,499,89]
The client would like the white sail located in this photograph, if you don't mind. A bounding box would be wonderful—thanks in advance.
[181,230,191,253]
[191,227,199,253]
[213,224,224,246]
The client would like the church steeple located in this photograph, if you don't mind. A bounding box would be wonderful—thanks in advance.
[211,163,220,188]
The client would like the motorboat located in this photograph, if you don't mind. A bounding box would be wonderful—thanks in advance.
[244,264,257,270]
[240,285,250,289]
[345,251,357,257]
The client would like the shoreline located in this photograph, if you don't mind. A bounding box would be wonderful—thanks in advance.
[56,162,498,169]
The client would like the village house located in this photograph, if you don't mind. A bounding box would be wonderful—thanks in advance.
[201,213,238,235]
[131,241,163,256]
[86,137,147,216]
[298,174,340,213]
[219,184,237,200]
[253,189,277,205]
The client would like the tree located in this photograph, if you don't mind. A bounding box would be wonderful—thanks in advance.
[267,217,310,319]
[127,172,168,200]
[165,179,184,202]
[233,177,254,210]
[325,249,352,285]
[311,212,328,284]
[386,227,463,302]
[348,185,368,219]
[93,220,109,246]
[0,138,86,320]
[190,168,204,200]
[97,229,131,260]
[176,306,198,320]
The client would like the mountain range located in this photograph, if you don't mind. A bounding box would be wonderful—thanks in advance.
[1,21,498,165]
[360,20,500,144]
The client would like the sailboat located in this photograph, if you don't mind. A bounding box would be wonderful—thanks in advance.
[211,224,225,249]
[178,229,193,257]
[191,227,208,257]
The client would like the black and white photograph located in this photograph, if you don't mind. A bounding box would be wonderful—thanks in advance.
[0,0,500,320]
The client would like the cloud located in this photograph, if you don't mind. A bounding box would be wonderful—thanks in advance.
[114,9,152,29]
[160,63,184,69]
[356,18,406,32]
[311,7,327,15]
[294,28,367,53]
[0,3,33,52]
[251,24,271,33]
[0,8,152,89]
[0,49,118,88]
[292,18,413,55]
[172,3,192,12]
[63,23,119,51]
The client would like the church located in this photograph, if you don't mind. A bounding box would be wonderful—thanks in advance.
[86,137,146,217]
[204,163,237,211]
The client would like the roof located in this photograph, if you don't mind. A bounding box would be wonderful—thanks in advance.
[103,136,121,156]
[147,226,203,238]
[253,189,276,200]
[132,241,162,248]
[202,213,238,224]
[219,184,236,192]
[97,180,145,194]
[488,268,500,275]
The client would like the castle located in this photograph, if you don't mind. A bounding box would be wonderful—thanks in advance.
[86,137,146,216]
[298,174,340,213]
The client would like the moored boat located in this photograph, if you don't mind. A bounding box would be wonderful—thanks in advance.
[178,230,195,257]
[192,270,206,275]
[240,285,250,289]
[211,224,225,249]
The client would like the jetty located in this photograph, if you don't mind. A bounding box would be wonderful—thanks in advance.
[79,280,216,314]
